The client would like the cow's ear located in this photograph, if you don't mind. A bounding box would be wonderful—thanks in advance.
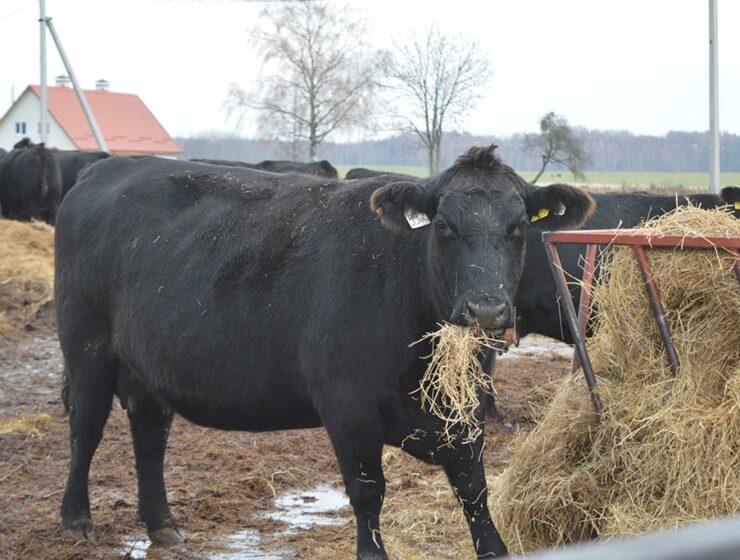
[370,181,434,232]
[721,186,740,218]
[524,183,595,229]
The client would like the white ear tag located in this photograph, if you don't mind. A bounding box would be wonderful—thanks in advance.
[404,208,431,229]
[554,203,566,216]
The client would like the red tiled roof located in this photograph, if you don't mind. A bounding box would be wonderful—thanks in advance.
[28,85,181,155]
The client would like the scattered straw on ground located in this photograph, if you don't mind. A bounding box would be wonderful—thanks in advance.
[490,205,740,553]
[0,412,51,437]
[411,324,502,444]
[0,219,55,336]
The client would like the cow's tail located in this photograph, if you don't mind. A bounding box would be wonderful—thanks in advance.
[61,364,70,415]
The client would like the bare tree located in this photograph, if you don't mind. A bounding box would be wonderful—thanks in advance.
[525,112,589,183]
[225,1,379,161]
[382,25,492,175]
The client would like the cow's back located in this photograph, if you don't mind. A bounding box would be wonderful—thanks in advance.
[56,157,335,306]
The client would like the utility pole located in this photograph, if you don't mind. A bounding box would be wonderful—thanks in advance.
[38,1,108,151]
[39,0,48,144]
[708,0,720,195]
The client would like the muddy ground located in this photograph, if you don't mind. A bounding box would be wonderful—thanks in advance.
[0,314,572,559]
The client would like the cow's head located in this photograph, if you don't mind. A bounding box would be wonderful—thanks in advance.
[371,145,595,334]
[722,186,740,219]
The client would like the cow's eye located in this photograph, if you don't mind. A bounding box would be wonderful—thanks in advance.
[509,218,528,238]
[435,219,453,237]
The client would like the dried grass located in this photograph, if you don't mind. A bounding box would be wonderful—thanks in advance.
[0,412,51,437]
[490,205,740,553]
[412,324,502,444]
[0,219,55,336]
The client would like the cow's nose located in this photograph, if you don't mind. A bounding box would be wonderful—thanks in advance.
[463,300,511,331]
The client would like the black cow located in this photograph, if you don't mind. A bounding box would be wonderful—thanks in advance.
[515,187,740,343]
[53,150,110,198]
[13,137,35,149]
[725,185,740,218]
[254,159,338,178]
[190,158,257,168]
[191,158,338,179]
[0,143,62,224]
[346,167,418,180]
[56,146,594,558]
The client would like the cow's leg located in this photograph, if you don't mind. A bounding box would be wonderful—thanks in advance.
[485,393,504,422]
[396,407,508,558]
[482,350,504,422]
[60,351,116,540]
[127,390,182,544]
[443,442,508,558]
[325,421,387,560]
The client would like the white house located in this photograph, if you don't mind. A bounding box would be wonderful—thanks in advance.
[0,79,182,157]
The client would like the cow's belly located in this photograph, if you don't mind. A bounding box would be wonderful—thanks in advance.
[171,393,322,432]
[119,348,322,432]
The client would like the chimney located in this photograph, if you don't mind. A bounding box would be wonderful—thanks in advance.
[55,75,70,87]
[95,79,110,92]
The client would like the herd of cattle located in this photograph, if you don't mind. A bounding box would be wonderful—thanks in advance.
[0,139,340,225]
[2,138,739,558]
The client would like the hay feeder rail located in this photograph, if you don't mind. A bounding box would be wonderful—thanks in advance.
[543,229,740,423]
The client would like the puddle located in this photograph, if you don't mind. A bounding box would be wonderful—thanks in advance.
[209,529,287,559]
[498,334,572,360]
[118,531,286,559]
[119,536,150,559]
[264,484,349,531]
[118,486,349,558]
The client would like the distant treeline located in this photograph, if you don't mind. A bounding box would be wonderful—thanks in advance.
[176,130,740,172]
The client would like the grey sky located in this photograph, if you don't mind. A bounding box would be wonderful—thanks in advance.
[1,0,738,139]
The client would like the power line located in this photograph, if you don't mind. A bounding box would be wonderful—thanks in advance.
[151,1,304,3]
[0,0,35,22]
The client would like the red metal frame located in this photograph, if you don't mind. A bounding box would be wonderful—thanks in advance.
[543,229,740,421]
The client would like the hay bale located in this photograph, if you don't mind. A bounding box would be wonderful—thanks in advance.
[0,220,55,335]
[490,205,740,553]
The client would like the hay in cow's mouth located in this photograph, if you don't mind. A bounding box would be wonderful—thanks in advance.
[489,204,740,553]
[411,324,504,445]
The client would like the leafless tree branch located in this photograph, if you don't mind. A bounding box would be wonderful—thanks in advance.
[224,1,380,161]
[381,25,492,174]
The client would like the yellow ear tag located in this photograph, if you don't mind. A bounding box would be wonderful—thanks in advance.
[530,208,550,223]
[734,201,740,210]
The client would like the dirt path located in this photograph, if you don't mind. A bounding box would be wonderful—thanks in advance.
[0,330,571,559]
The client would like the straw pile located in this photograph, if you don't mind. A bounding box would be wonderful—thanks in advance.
[0,412,51,436]
[490,205,740,553]
[412,324,502,444]
[0,219,55,336]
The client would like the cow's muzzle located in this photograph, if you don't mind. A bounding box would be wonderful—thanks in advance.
[450,297,514,335]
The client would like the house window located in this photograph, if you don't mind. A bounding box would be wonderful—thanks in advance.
[15,122,26,135]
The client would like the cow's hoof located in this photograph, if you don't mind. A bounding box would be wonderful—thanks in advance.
[486,406,505,424]
[63,517,95,542]
[149,525,185,545]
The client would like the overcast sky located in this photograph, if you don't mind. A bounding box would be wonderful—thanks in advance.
[1,0,738,140]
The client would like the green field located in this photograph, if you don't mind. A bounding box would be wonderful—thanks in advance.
[337,165,740,191]
[336,164,429,178]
